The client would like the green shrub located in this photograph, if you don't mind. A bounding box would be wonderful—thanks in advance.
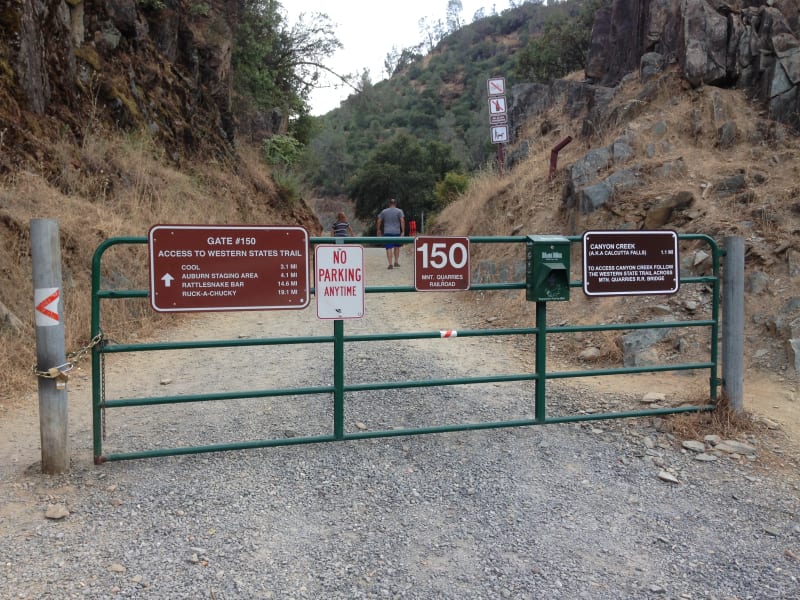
[262,134,303,167]
[190,2,211,16]
[434,172,469,208]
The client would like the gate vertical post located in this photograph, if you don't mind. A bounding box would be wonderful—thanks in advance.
[534,301,547,422]
[333,318,345,439]
[722,236,744,413]
[332,236,346,439]
[91,241,104,463]
[31,218,70,474]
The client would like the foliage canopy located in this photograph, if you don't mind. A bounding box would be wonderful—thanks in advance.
[233,0,343,117]
[289,0,599,225]
[349,133,462,225]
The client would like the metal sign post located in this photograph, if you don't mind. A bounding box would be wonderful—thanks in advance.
[31,218,69,474]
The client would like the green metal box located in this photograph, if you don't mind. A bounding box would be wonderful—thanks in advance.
[526,235,571,302]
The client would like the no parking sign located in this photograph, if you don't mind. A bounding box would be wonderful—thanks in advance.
[315,245,365,319]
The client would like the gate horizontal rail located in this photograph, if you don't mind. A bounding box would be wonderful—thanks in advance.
[91,234,721,462]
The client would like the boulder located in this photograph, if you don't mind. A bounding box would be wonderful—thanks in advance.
[621,319,672,367]
[788,249,800,278]
[640,52,666,81]
[789,338,800,373]
[644,191,694,229]
[560,127,645,216]
[584,0,800,129]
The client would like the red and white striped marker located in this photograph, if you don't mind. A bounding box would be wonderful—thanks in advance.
[439,330,458,338]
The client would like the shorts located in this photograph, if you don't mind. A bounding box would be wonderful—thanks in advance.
[384,232,401,249]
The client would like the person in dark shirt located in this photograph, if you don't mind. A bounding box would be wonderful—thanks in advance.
[331,212,354,237]
[376,198,405,269]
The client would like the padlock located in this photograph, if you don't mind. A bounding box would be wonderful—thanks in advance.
[51,368,69,390]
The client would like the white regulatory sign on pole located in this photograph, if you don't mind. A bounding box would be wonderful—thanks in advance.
[488,96,507,114]
[487,77,506,96]
[491,125,509,144]
[315,245,365,319]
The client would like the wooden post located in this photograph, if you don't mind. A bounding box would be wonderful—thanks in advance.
[722,236,744,413]
[31,219,70,473]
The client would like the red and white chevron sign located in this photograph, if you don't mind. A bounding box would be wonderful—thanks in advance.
[34,287,60,326]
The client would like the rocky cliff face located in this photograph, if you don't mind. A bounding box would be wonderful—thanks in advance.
[0,0,321,391]
[0,0,254,170]
[586,0,800,129]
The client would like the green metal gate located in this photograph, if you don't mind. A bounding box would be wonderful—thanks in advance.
[91,234,720,463]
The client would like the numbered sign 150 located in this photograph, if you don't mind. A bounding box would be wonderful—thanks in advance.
[414,237,470,291]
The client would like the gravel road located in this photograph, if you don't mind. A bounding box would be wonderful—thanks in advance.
[1,247,799,599]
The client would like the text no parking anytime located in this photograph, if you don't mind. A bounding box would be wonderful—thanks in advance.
[148,225,310,312]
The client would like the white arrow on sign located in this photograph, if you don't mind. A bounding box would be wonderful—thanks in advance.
[161,273,175,287]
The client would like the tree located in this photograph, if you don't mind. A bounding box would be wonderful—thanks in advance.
[384,46,401,78]
[303,124,352,195]
[384,45,424,78]
[514,0,606,83]
[418,16,447,52]
[348,133,462,224]
[425,140,462,180]
[446,0,464,33]
[233,0,346,117]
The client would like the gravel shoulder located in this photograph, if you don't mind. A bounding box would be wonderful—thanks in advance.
[1,246,799,599]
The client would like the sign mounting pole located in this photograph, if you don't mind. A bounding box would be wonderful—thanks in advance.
[31,218,69,474]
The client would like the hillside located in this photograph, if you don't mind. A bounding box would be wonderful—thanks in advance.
[308,64,800,431]
[309,0,800,414]
[2,0,800,432]
[430,66,800,428]
[0,1,322,400]
[302,0,578,197]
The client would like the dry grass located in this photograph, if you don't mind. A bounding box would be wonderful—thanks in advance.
[665,394,800,476]
[430,65,800,451]
[0,128,319,408]
[667,393,762,441]
[433,65,800,363]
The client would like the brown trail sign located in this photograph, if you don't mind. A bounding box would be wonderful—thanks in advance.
[583,230,679,296]
[148,225,309,312]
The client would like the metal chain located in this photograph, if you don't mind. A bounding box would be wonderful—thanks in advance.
[29,331,109,438]
[32,333,104,379]
[67,332,104,365]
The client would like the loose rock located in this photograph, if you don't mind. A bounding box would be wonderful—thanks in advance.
[44,504,69,520]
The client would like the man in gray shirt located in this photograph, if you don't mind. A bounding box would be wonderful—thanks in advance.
[377,198,405,269]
